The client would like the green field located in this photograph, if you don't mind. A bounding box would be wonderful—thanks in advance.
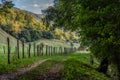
[13,52,110,80]
[0,28,110,80]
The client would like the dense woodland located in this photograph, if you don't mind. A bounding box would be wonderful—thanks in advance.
[0,0,79,42]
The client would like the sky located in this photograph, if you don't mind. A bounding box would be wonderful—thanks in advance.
[0,0,54,14]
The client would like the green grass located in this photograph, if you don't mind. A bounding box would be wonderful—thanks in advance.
[14,52,110,80]
[0,56,47,74]
[61,58,110,80]
[0,44,70,74]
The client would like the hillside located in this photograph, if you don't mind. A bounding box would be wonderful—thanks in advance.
[0,28,17,46]
[22,8,45,21]
[0,27,80,49]
[0,7,79,42]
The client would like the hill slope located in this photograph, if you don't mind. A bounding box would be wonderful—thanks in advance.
[0,28,18,46]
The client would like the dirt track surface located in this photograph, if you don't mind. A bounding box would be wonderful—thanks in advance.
[0,59,48,80]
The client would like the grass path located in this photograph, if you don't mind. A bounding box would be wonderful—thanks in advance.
[0,59,48,80]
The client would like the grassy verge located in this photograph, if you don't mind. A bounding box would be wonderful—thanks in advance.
[0,56,47,74]
[14,52,110,80]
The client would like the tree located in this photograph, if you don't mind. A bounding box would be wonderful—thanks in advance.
[2,0,14,9]
[57,0,120,78]
[42,0,60,28]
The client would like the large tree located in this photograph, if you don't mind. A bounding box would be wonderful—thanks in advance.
[57,0,120,78]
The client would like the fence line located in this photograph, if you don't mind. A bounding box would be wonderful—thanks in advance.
[0,37,78,64]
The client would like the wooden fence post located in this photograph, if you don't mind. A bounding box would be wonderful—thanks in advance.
[59,47,61,55]
[34,43,36,56]
[46,45,48,56]
[60,47,62,54]
[49,46,51,56]
[22,41,25,58]
[64,47,65,54]
[39,44,41,56]
[41,43,44,56]
[37,45,39,56]
[28,43,31,58]
[61,47,62,55]
[3,46,5,54]
[61,47,63,54]
[54,47,56,55]
[53,47,55,55]
[56,47,57,55]
[51,46,53,55]
[17,39,20,59]
[48,46,50,56]
[7,37,10,64]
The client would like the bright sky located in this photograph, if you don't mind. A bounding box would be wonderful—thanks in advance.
[0,0,54,14]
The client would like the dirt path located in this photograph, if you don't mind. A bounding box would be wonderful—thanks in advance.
[36,62,64,80]
[0,59,48,80]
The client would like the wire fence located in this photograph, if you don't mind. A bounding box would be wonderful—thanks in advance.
[0,37,78,64]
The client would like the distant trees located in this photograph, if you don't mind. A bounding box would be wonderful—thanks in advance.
[42,6,57,27]
[41,0,79,41]
[0,0,79,42]
[42,0,60,28]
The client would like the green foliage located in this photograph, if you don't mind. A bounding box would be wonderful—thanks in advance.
[42,0,59,27]
[42,31,55,39]
[18,27,42,42]
[57,0,120,76]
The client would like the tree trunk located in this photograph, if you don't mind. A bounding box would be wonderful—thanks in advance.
[117,64,120,80]
[116,54,120,80]
[98,57,109,74]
